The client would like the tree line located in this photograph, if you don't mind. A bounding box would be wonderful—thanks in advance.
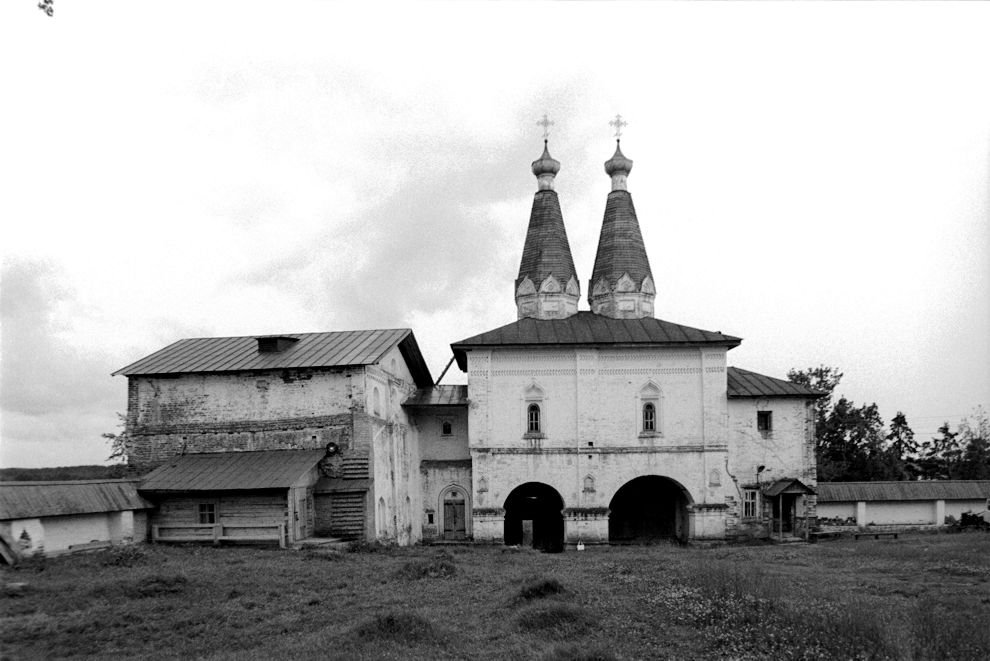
[788,366,990,482]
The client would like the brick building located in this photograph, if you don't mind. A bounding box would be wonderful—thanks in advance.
[116,138,820,548]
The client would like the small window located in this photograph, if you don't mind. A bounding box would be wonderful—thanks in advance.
[527,404,541,434]
[440,419,453,436]
[643,402,656,432]
[757,411,772,433]
[198,503,216,525]
[743,490,758,519]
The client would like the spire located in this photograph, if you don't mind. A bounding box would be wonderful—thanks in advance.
[589,119,655,319]
[515,116,580,320]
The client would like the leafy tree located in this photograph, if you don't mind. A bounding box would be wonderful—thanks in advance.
[102,412,131,464]
[955,407,990,479]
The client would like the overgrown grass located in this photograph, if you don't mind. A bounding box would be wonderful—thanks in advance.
[1,534,988,660]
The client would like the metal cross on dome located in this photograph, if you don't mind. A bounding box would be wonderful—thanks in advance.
[537,113,554,140]
[609,114,628,140]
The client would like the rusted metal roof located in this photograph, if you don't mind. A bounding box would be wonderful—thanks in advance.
[139,450,326,492]
[0,480,153,520]
[817,481,990,502]
[451,312,741,370]
[402,385,468,407]
[727,367,824,399]
[113,329,433,387]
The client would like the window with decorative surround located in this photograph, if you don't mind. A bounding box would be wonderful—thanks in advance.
[440,418,453,436]
[639,381,661,435]
[523,383,546,438]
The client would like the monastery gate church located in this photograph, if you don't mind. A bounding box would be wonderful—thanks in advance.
[115,132,820,549]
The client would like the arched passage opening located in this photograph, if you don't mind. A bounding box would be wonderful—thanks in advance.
[608,476,692,543]
[503,482,564,552]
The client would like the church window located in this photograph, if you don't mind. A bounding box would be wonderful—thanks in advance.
[198,503,216,525]
[757,411,773,434]
[440,419,453,436]
[527,404,541,434]
[743,490,758,519]
[638,382,661,436]
[643,402,656,432]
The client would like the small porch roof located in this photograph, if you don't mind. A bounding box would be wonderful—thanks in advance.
[763,478,816,498]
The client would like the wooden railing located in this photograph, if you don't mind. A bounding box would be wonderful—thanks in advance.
[152,523,286,549]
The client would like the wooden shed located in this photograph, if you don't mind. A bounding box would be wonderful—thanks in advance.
[139,450,330,547]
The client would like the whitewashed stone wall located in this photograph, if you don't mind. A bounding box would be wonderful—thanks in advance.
[467,346,734,542]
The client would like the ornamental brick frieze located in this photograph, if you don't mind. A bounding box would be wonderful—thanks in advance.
[130,413,353,436]
[475,444,728,455]
[491,368,577,377]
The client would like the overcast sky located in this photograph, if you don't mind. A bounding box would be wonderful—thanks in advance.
[2,2,988,468]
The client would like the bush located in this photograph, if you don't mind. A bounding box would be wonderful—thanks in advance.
[354,612,441,644]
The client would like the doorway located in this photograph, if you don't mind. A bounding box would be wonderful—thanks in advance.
[442,488,467,540]
[503,482,565,552]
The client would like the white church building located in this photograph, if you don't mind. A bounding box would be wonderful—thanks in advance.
[116,136,820,549]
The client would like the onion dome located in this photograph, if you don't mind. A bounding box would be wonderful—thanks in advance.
[604,141,633,191]
[589,140,655,319]
[515,141,580,320]
[531,141,561,191]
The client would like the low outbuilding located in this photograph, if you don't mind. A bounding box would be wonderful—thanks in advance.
[817,480,990,530]
[0,479,153,560]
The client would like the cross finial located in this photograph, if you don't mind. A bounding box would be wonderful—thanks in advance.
[537,113,554,141]
[609,114,628,140]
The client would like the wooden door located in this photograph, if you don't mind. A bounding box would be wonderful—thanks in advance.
[443,495,466,540]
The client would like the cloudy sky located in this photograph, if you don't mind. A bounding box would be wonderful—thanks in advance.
[2,2,988,467]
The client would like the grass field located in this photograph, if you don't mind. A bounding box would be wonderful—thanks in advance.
[2,533,989,660]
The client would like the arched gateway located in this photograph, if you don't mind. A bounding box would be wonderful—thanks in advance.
[609,476,692,543]
[503,482,564,552]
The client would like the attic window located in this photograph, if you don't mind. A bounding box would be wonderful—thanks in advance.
[256,336,300,353]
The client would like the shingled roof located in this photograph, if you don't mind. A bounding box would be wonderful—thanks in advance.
[139,450,326,492]
[727,367,824,399]
[113,328,433,387]
[0,480,153,519]
[589,189,653,293]
[451,312,741,370]
[516,189,579,293]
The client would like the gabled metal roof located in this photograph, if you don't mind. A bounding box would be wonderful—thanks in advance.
[113,329,433,387]
[817,481,990,503]
[763,478,816,497]
[451,312,741,370]
[727,367,824,399]
[402,385,468,407]
[139,450,326,492]
[0,480,153,519]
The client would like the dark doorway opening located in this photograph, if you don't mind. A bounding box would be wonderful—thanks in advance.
[608,475,691,543]
[504,482,564,553]
[772,494,797,534]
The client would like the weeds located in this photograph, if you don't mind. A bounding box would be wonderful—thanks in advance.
[515,577,566,602]
[354,612,442,644]
[395,550,456,579]
[517,603,592,638]
[541,643,618,661]
[100,545,147,568]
